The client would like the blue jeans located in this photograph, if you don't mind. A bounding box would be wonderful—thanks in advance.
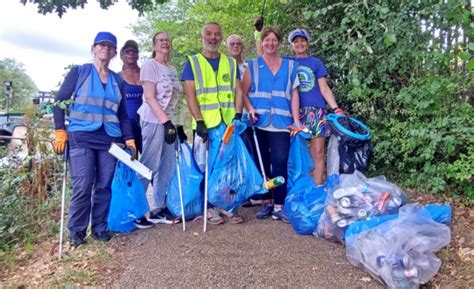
[68,147,116,234]
[255,128,290,205]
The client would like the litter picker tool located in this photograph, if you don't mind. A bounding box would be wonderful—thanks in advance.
[252,125,268,189]
[175,138,186,231]
[203,139,209,232]
[58,143,68,260]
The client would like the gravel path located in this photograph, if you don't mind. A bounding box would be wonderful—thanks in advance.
[106,206,382,288]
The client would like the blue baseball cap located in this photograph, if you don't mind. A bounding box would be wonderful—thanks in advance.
[93,32,117,48]
[288,29,311,43]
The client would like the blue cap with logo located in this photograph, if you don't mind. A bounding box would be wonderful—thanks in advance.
[93,32,117,47]
[288,29,311,43]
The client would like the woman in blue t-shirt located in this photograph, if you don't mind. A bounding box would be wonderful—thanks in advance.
[287,28,344,186]
[119,40,144,153]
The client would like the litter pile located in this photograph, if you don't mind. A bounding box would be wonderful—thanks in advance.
[287,114,452,289]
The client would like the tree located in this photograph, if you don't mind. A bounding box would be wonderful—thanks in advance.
[0,58,38,110]
[285,0,473,199]
[20,0,169,17]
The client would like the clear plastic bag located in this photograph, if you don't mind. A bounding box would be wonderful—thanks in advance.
[346,203,451,289]
[344,203,452,240]
[315,171,408,243]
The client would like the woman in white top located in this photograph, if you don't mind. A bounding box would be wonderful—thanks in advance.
[135,31,186,227]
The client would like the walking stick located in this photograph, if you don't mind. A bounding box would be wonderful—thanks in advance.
[203,139,209,232]
[175,138,186,231]
[58,143,68,259]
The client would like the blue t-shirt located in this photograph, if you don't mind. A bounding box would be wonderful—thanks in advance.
[288,56,328,108]
[123,82,143,120]
[181,55,241,81]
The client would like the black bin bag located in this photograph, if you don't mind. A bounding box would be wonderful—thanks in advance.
[327,114,373,174]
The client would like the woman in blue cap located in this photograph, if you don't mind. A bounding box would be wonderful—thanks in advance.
[53,31,136,246]
[287,28,344,186]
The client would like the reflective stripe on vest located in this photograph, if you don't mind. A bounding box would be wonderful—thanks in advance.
[68,67,122,137]
[188,54,236,129]
[248,57,295,129]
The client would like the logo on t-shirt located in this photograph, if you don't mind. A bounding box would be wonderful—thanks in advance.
[297,66,315,93]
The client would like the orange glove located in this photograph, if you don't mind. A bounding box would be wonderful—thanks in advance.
[125,139,137,161]
[54,129,68,155]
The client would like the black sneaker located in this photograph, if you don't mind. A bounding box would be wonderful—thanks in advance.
[92,231,112,242]
[148,209,173,224]
[69,231,87,247]
[133,217,154,229]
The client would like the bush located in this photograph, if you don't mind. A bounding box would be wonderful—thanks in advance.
[0,108,63,251]
[281,0,473,203]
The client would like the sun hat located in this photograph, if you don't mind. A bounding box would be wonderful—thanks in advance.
[288,29,311,43]
[93,32,117,47]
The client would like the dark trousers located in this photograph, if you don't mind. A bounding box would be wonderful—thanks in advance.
[255,128,290,205]
[67,147,117,234]
[241,127,257,162]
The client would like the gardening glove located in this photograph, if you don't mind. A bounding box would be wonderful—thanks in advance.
[196,120,208,143]
[125,139,137,161]
[233,113,242,121]
[232,113,247,132]
[254,16,264,32]
[163,120,177,145]
[54,129,68,155]
[176,125,187,143]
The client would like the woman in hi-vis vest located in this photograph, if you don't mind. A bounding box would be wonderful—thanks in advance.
[53,32,136,247]
[242,26,302,224]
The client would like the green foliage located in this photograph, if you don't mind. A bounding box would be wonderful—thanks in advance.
[133,0,268,71]
[130,0,473,201]
[20,0,168,17]
[0,107,63,252]
[0,58,38,110]
[292,0,473,202]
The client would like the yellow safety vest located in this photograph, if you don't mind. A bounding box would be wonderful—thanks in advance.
[188,53,236,129]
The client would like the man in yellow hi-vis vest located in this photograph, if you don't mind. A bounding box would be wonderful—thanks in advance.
[182,22,243,225]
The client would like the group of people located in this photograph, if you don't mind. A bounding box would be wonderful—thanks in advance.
[53,21,343,247]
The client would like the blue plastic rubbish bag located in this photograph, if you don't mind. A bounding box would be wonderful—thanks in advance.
[108,161,149,233]
[344,203,452,240]
[166,142,203,220]
[287,132,314,191]
[285,175,326,235]
[346,203,451,289]
[208,122,266,212]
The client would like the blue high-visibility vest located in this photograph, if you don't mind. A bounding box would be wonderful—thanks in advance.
[247,56,297,129]
[68,64,123,137]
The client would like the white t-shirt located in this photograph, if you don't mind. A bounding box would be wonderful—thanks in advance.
[138,59,182,124]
